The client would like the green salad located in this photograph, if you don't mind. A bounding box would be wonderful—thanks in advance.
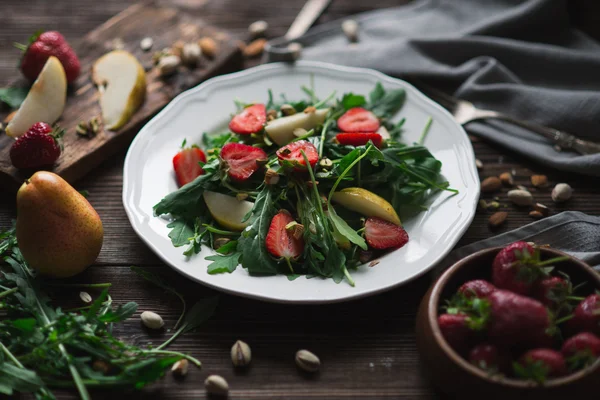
[154,82,456,286]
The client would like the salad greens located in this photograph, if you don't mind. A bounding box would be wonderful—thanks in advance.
[154,82,456,285]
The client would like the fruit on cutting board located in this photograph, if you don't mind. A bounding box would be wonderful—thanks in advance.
[6,56,67,138]
[331,187,401,225]
[265,108,329,145]
[203,190,254,231]
[10,122,64,169]
[18,30,81,84]
[16,171,104,278]
[92,50,146,130]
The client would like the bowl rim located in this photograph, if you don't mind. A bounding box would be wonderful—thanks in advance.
[428,246,600,387]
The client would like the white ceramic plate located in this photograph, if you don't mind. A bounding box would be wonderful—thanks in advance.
[123,61,479,304]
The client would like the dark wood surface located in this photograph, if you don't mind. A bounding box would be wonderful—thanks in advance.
[0,2,242,191]
[1,1,600,399]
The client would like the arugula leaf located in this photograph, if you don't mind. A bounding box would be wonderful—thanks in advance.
[0,362,45,395]
[369,82,385,105]
[237,186,279,275]
[216,240,238,254]
[167,219,194,247]
[205,251,241,274]
[97,302,137,323]
[0,87,28,109]
[367,83,406,118]
[341,93,366,110]
[202,132,237,149]
[327,207,367,250]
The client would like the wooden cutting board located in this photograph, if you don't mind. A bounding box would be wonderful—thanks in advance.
[0,1,243,191]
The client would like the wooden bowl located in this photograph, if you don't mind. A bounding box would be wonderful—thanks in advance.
[415,247,600,400]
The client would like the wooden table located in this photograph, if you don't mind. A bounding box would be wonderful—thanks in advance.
[2,1,600,399]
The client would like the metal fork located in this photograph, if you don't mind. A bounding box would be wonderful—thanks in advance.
[410,80,600,155]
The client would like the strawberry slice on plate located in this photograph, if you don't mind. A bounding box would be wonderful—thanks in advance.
[173,147,207,187]
[266,211,304,272]
[276,140,318,171]
[364,217,408,250]
[337,107,380,132]
[229,103,266,135]
[221,142,267,182]
[336,132,382,148]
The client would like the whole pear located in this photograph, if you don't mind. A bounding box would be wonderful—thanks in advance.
[16,171,103,278]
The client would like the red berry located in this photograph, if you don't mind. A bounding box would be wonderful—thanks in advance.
[228,104,266,134]
[458,280,496,299]
[276,140,319,171]
[19,31,80,83]
[172,147,206,187]
[438,313,471,354]
[337,107,380,132]
[562,332,600,358]
[364,217,408,250]
[469,343,507,372]
[487,290,551,347]
[10,123,63,169]
[336,132,382,148]
[532,277,569,306]
[492,241,540,295]
[516,349,567,379]
[567,294,600,335]
[265,211,304,260]
[220,143,267,182]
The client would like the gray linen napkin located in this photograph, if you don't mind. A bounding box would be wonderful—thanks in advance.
[435,211,600,276]
[266,0,600,176]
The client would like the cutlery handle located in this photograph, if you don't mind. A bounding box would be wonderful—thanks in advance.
[490,114,600,155]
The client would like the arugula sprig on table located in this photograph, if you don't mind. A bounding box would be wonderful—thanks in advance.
[0,228,218,399]
[153,81,455,285]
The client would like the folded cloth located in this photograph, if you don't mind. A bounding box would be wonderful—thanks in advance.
[266,0,600,176]
[435,211,600,277]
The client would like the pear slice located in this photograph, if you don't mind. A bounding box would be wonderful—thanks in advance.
[92,50,146,131]
[265,108,329,146]
[203,191,254,231]
[6,56,66,138]
[331,187,401,226]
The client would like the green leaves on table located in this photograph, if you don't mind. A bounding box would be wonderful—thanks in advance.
[0,86,28,109]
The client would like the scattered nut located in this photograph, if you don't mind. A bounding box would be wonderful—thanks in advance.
[248,20,268,37]
[231,340,252,367]
[551,183,573,203]
[489,211,508,228]
[92,360,110,374]
[198,37,218,58]
[533,203,549,217]
[267,109,278,121]
[89,117,100,134]
[478,199,488,211]
[236,193,249,201]
[303,106,316,114]
[480,177,502,193]
[280,104,296,116]
[79,291,92,303]
[507,189,534,206]
[487,201,500,210]
[475,159,483,170]
[369,260,380,267]
[285,222,304,240]
[76,120,90,136]
[499,172,514,186]
[140,311,164,330]
[287,42,302,60]
[358,250,373,264]
[531,174,549,188]
[243,38,267,58]
[110,37,125,50]
[265,168,280,185]
[295,349,320,373]
[341,19,359,42]
[171,359,189,377]
[205,375,229,396]
[516,185,529,192]
[171,40,184,58]
[529,210,544,220]
[181,42,202,66]
[152,48,172,65]
[140,37,154,52]
[214,237,231,250]
[319,158,333,170]
[157,55,181,76]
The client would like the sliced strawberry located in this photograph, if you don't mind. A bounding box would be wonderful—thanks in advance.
[266,211,304,260]
[364,217,408,250]
[229,103,266,135]
[276,140,318,171]
[220,142,267,182]
[337,107,380,132]
[336,132,382,148]
[172,147,207,187]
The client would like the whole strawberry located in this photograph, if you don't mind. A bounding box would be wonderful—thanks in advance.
[515,348,567,381]
[492,242,548,295]
[458,280,496,299]
[438,313,473,354]
[561,332,600,371]
[10,122,64,169]
[468,343,509,373]
[567,294,600,335]
[18,31,80,83]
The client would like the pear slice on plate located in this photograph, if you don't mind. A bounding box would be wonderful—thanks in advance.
[6,56,67,138]
[92,50,146,131]
[331,187,401,226]
[203,191,254,231]
[265,108,329,146]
